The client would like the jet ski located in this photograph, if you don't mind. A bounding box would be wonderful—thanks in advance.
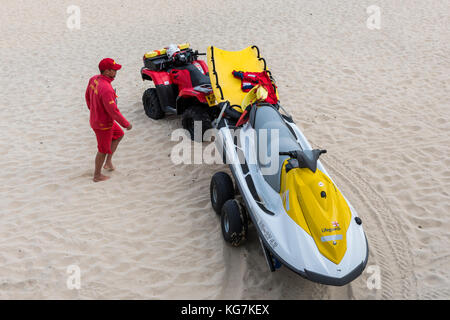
[207,45,369,286]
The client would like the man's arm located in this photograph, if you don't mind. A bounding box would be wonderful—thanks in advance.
[85,84,91,110]
[101,89,130,128]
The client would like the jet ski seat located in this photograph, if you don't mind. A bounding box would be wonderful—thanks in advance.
[253,105,300,192]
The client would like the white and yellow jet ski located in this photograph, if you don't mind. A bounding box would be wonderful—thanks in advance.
[207,46,369,286]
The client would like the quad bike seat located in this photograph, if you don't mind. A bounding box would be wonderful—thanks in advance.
[170,63,211,87]
[253,105,300,192]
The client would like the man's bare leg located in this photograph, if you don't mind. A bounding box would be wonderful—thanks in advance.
[104,136,123,171]
[94,152,110,182]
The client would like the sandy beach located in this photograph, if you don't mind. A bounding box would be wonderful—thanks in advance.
[0,0,449,299]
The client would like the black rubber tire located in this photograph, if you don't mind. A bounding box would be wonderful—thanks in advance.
[221,199,248,247]
[142,88,164,120]
[210,172,235,215]
[181,105,212,142]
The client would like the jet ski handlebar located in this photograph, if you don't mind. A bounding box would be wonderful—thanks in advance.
[279,150,327,158]
[279,151,294,157]
[279,149,327,173]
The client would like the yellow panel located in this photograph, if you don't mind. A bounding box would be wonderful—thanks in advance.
[279,160,352,265]
[207,46,265,106]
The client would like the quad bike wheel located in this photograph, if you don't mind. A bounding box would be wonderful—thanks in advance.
[221,199,248,247]
[210,172,235,215]
[181,105,212,142]
[142,88,164,120]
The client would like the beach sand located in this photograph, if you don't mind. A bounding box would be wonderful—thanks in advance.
[0,0,449,299]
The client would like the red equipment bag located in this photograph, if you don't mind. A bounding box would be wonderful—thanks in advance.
[232,70,278,104]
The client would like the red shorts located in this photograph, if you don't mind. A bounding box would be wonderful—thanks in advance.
[93,122,124,154]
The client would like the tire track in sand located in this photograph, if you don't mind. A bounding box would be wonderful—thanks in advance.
[219,152,418,299]
[321,153,418,299]
[218,245,247,299]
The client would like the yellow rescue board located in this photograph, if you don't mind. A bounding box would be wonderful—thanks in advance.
[207,46,265,107]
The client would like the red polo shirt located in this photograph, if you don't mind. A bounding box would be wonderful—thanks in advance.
[85,74,130,130]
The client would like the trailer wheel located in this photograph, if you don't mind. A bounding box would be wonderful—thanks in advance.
[210,172,234,215]
[221,199,248,247]
[143,88,164,119]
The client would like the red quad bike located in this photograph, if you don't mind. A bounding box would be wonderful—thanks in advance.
[141,44,219,141]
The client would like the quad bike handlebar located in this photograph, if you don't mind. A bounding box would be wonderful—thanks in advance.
[171,49,206,66]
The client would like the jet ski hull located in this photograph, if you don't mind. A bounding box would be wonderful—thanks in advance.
[215,119,369,286]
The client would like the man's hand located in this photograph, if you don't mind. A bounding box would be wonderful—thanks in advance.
[127,123,133,131]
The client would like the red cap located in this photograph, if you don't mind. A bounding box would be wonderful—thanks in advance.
[98,58,122,72]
